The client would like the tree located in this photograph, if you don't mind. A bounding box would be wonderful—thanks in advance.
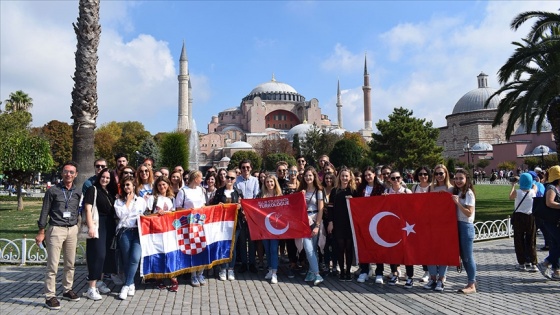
[4,90,33,112]
[160,132,189,171]
[446,158,457,174]
[37,120,73,172]
[257,139,294,159]
[138,135,161,167]
[498,161,517,171]
[369,107,443,171]
[0,131,53,210]
[229,151,262,171]
[343,132,369,153]
[71,0,101,188]
[94,121,122,168]
[329,139,363,169]
[114,121,150,166]
[486,10,560,162]
[316,132,342,163]
[264,153,297,171]
[300,124,322,163]
[476,159,490,170]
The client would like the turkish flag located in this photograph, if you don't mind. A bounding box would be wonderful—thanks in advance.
[348,193,460,266]
[241,192,311,240]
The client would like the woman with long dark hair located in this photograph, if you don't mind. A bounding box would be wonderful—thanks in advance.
[83,168,118,300]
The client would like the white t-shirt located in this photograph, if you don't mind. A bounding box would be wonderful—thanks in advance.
[385,185,412,194]
[175,186,206,209]
[146,195,175,213]
[305,189,324,212]
[514,189,536,215]
[138,183,153,198]
[456,189,475,223]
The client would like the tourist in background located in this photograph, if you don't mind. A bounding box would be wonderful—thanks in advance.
[537,165,560,281]
[509,173,538,272]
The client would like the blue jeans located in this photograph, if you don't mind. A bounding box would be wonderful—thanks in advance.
[263,239,279,270]
[427,265,448,279]
[221,229,241,270]
[458,221,476,284]
[302,232,319,274]
[118,228,141,286]
[543,221,560,269]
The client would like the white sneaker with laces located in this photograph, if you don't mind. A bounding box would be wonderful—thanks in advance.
[191,275,200,287]
[357,273,368,283]
[421,271,430,282]
[218,270,227,281]
[423,279,436,290]
[375,275,384,284]
[227,269,235,281]
[127,284,135,296]
[119,286,129,300]
[96,281,111,294]
[265,270,273,280]
[86,287,102,301]
[434,280,444,292]
[270,273,278,284]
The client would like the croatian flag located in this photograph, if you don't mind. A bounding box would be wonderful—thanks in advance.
[139,204,238,279]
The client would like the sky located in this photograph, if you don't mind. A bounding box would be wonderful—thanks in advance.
[1,1,558,136]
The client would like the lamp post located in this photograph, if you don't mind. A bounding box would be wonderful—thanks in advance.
[464,143,471,179]
[540,146,545,169]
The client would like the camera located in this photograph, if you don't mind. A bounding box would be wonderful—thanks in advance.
[509,176,519,183]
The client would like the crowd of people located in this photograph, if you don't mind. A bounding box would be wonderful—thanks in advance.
[34,153,560,310]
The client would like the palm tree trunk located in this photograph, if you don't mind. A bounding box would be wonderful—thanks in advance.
[71,0,101,188]
[548,97,560,165]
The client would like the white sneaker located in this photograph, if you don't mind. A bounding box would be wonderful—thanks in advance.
[421,271,430,282]
[119,286,129,300]
[357,273,368,283]
[375,275,384,284]
[397,267,402,278]
[227,269,235,281]
[265,270,273,280]
[218,270,227,281]
[86,287,102,301]
[96,281,111,294]
[270,273,278,284]
[191,274,200,287]
[127,284,135,296]
[434,280,444,292]
[111,274,124,285]
[198,274,206,286]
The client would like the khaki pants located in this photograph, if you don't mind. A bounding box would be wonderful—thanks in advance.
[44,225,78,298]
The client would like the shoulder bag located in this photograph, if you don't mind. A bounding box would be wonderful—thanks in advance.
[79,186,99,239]
[532,186,560,224]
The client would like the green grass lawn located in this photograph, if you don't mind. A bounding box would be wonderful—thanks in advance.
[0,184,516,240]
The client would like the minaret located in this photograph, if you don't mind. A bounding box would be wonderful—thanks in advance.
[177,41,190,132]
[336,79,343,129]
[188,75,193,128]
[362,54,372,130]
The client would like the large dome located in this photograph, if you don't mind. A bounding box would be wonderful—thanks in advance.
[514,116,552,134]
[286,123,314,141]
[243,75,304,102]
[452,72,502,114]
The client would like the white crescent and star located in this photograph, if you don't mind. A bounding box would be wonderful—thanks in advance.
[369,211,416,248]
[265,212,289,235]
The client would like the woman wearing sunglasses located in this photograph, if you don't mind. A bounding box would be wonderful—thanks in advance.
[384,170,412,287]
[423,164,454,292]
[135,164,154,200]
[211,170,241,282]
[410,166,432,285]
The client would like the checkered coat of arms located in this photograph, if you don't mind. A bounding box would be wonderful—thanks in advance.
[175,214,207,255]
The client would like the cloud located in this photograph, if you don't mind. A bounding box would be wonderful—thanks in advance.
[321,43,364,73]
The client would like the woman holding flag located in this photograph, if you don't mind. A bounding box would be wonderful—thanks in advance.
[452,169,477,294]
[327,166,359,281]
[258,175,283,284]
[297,166,324,286]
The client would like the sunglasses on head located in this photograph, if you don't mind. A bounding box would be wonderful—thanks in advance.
[391,176,401,181]
[435,172,445,176]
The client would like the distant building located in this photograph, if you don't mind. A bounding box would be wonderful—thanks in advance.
[438,72,556,171]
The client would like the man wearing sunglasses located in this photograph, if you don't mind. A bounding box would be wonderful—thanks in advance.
[275,161,289,190]
[234,159,260,273]
[82,158,107,195]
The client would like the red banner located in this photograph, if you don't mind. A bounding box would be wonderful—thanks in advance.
[348,193,460,266]
[241,192,311,240]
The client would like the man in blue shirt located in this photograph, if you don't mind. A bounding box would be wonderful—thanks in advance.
[235,159,260,273]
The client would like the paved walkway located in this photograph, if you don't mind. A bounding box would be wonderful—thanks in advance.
[0,237,558,315]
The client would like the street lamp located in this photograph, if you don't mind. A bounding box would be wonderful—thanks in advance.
[464,143,472,179]
[540,146,545,169]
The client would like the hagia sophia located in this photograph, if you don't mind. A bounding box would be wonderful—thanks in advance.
[176,43,556,171]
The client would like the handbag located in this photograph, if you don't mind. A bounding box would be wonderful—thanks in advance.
[511,191,529,226]
[532,196,560,224]
[78,187,99,239]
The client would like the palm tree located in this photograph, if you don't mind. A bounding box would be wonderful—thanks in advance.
[71,0,101,187]
[4,90,33,112]
[486,10,560,162]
